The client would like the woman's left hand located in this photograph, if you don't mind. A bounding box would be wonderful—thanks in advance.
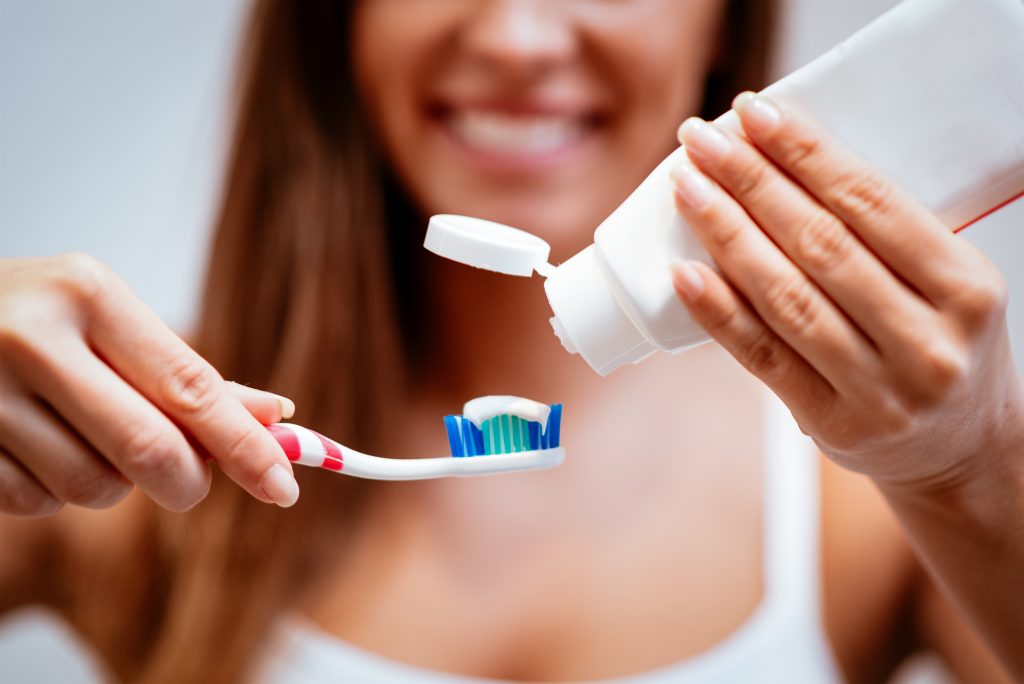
[669,92,1024,490]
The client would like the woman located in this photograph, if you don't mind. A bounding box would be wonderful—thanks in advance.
[0,0,1020,682]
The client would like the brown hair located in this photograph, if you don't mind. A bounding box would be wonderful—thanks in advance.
[125,1,778,681]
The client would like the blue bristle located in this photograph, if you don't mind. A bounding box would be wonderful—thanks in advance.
[444,415,464,457]
[527,421,540,450]
[462,419,480,456]
[545,404,562,447]
[458,419,470,455]
[443,403,563,456]
[462,420,471,455]
[471,423,484,454]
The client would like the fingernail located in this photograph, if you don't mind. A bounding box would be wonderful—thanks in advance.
[260,464,299,507]
[732,91,780,132]
[276,396,295,420]
[671,259,705,301]
[677,117,730,162]
[670,163,715,210]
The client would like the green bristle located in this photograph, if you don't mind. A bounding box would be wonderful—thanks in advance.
[511,416,523,451]
[500,415,512,451]
[475,414,543,454]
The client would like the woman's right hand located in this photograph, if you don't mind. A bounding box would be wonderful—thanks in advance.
[0,253,300,516]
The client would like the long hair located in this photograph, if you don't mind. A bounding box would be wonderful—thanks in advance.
[119,1,779,681]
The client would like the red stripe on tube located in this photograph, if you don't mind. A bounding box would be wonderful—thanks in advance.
[954,189,1024,233]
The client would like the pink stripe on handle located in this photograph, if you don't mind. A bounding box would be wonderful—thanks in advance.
[312,430,344,472]
[267,424,301,462]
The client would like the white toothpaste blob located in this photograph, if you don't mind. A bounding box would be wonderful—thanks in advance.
[462,396,551,429]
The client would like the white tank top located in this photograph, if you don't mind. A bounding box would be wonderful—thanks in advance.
[256,393,842,684]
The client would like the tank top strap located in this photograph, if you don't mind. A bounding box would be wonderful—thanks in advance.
[761,390,823,620]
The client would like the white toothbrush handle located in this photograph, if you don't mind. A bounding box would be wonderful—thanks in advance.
[265,423,564,481]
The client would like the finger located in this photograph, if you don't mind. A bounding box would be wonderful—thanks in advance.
[225,382,295,425]
[79,274,298,507]
[670,259,835,420]
[671,158,882,398]
[12,335,213,512]
[0,394,132,509]
[727,92,965,304]
[0,449,62,516]
[677,115,935,358]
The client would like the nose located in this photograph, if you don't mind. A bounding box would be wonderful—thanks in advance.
[460,0,577,79]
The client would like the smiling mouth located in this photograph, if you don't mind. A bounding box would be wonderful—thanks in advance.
[431,104,602,165]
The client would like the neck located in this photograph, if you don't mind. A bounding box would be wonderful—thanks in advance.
[418,257,589,403]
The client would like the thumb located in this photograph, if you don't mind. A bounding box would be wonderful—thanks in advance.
[225,381,296,425]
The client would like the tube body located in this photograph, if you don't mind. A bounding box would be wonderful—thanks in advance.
[545,0,1024,375]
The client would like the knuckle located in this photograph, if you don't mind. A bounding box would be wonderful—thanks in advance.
[52,252,113,305]
[951,274,1009,326]
[730,157,770,198]
[0,480,63,516]
[0,297,57,363]
[830,170,894,222]
[706,219,745,253]
[794,213,851,272]
[701,297,741,336]
[779,133,823,175]
[0,315,59,377]
[222,426,269,476]
[58,468,132,509]
[0,317,33,359]
[917,341,967,393]
[764,279,819,333]
[875,394,914,437]
[162,358,221,416]
[163,477,209,513]
[737,329,786,379]
[122,427,184,481]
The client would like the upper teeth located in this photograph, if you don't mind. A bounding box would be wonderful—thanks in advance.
[448,110,585,155]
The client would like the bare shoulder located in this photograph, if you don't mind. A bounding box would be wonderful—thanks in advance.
[819,455,920,682]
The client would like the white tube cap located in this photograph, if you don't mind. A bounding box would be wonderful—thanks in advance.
[424,214,553,277]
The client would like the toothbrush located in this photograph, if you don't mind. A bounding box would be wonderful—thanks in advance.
[264,396,564,481]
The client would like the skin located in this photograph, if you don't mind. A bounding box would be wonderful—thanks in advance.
[0,0,1020,681]
[672,96,1024,674]
[0,254,298,513]
[352,0,723,255]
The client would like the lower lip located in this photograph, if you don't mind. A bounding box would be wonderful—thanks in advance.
[432,114,597,174]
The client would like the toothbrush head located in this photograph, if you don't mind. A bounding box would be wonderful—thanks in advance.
[444,400,562,457]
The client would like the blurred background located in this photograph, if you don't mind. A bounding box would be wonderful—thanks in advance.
[0,2,1019,682]
[1,0,1021,370]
